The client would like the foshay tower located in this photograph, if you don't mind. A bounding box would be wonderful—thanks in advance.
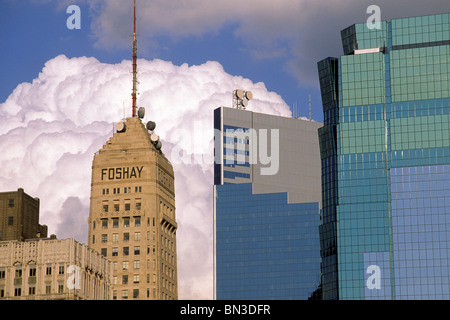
[88,1,177,300]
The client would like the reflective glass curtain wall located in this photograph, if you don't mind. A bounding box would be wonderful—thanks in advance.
[318,13,450,300]
[213,107,323,300]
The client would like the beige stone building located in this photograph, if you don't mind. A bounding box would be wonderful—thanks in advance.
[0,188,47,241]
[0,238,112,300]
[88,116,177,300]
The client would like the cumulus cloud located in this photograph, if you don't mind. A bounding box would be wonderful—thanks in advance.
[0,54,291,299]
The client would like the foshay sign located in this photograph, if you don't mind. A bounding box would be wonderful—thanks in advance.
[101,166,144,180]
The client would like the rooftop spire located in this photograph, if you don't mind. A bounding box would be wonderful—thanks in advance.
[131,0,137,117]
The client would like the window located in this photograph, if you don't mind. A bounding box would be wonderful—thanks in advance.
[122,261,129,270]
[114,204,120,212]
[14,288,21,297]
[122,275,128,284]
[29,287,36,295]
[112,247,118,256]
[103,205,109,213]
[113,219,119,228]
[101,248,107,257]
[102,219,108,229]
[133,289,139,298]
[134,246,140,255]
[29,267,36,277]
[46,265,52,276]
[101,234,107,243]
[123,233,129,241]
[112,233,119,242]
[124,217,130,228]
[8,217,13,226]
[135,217,141,227]
[122,290,128,299]
[15,268,22,278]
[133,260,140,269]
[136,202,142,210]
[133,274,140,284]
[46,283,51,294]
[8,199,14,207]
[59,265,65,275]
[123,247,129,256]
[58,283,64,293]
[134,232,140,241]
[125,203,131,211]
[0,269,6,279]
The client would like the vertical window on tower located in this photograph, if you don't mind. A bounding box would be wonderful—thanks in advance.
[112,218,119,228]
[8,199,14,207]
[123,247,129,256]
[103,205,109,213]
[134,216,141,227]
[114,204,120,212]
[136,202,141,210]
[124,218,130,228]
[7,217,13,226]
[125,203,131,211]
[101,219,108,229]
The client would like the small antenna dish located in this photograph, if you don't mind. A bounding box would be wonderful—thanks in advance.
[146,121,156,131]
[233,89,253,110]
[155,140,162,150]
[116,121,126,133]
[138,107,145,119]
[150,133,159,143]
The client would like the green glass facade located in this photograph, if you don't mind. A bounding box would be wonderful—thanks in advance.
[318,13,450,300]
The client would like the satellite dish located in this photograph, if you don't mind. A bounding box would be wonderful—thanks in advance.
[116,121,126,133]
[150,133,159,143]
[146,121,156,131]
[138,107,145,119]
[245,91,253,100]
[235,89,244,99]
[155,140,162,150]
[241,99,248,107]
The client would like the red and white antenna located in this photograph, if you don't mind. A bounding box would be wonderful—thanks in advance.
[131,0,137,117]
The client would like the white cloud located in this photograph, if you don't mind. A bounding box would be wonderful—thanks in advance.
[0,54,291,300]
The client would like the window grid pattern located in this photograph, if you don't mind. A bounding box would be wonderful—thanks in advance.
[390,165,450,299]
[390,45,450,102]
[215,183,321,300]
[392,14,450,47]
[341,53,385,107]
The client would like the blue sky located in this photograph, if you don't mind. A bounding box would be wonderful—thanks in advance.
[0,0,320,120]
[1,0,450,122]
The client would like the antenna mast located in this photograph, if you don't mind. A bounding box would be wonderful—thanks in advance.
[131,0,137,117]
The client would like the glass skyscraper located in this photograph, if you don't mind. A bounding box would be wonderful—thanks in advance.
[318,13,450,300]
[213,106,323,299]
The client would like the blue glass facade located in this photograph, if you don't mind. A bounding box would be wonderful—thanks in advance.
[213,106,323,300]
[318,13,450,300]
[215,184,321,299]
